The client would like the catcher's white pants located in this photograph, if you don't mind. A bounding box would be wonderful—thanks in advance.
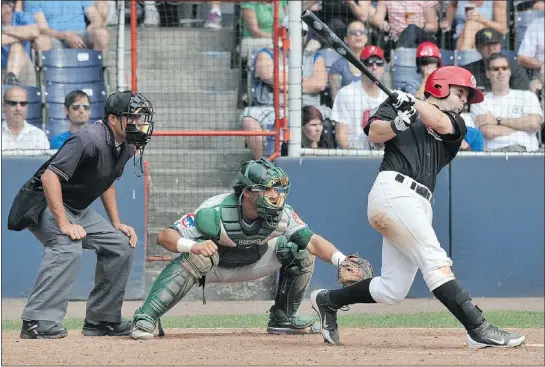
[367,171,453,304]
[205,238,282,284]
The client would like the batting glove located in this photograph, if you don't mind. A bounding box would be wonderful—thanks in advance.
[389,91,416,111]
[391,106,418,133]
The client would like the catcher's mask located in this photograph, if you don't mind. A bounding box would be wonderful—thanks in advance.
[235,158,290,227]
[104,91,155,175]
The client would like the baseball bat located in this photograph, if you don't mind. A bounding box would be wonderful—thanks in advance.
[301,10,394,99]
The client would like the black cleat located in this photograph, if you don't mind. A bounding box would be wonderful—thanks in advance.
[467,321,526,349]
[310,289,340,345]
[20,320,68,339]
[82,319,133,336]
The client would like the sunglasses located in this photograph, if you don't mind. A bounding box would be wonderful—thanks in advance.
[348,29,367,36]
[363,59,385,66]
[489,66,509,71]
[5,100,28,107]
[71,103,91,111]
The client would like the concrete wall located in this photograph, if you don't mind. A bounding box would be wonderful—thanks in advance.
[1,156,146,300]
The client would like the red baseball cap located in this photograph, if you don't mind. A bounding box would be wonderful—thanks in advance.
[359,46,384,61]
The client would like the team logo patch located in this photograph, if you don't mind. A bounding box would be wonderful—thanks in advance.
[179,213,196,229]
[426,126,443,141]
[471,75,477,87]
[291,211,305,225]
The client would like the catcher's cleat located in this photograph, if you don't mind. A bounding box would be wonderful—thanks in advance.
[82,319,132,336]
[466,321,525,349]
[20,320,68,339]
[130,325,154,340]
[266,307,318,334]
[310,289,340,345]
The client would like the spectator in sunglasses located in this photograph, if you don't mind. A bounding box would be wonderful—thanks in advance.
[331,46,388,149]
[2,85,50,151]
[328,20,369,102]
[471,53,543,152]
[50,90,91,149]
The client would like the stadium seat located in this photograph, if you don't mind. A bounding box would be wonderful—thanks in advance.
[455,49,482,66]
[391,48,418,91]
[515,10,544,52]
[45,83,107,104]
[43,67,104,85]
[440,49,455,66]
[501,49,518,63]
[40,49,104,69]
[320,48,343,73]
[45,118,71,138]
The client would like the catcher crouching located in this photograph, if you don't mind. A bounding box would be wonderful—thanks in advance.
[131,158,374,339]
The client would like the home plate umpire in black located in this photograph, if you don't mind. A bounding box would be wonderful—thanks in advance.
[310,66,526,349]
[8,90,155,339]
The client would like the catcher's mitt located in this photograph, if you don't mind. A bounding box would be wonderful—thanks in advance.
[337,254,375,286]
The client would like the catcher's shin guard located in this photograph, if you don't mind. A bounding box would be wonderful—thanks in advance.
[269,245,316,334]
[132,251,219,339]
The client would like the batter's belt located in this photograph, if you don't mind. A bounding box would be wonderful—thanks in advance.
[395,174,432,201]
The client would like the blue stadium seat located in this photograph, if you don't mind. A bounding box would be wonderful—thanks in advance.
[392,48,418,91]
[440,49,455,66]
[27,119,43,130]
[501,49,518,63]
[455,49,482,66]
[45,118,71,138]
[45,83,107,104]
[40,49,104,69]
[47,101,104,121]
[516,10,544,52]
[320,48,343,72]
[43,67,104,85]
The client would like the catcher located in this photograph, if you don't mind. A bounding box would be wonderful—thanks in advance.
[131,158,374,339]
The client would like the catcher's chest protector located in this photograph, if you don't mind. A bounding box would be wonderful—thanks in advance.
[218,194,288,247]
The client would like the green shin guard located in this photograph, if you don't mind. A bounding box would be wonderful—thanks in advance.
[269,246,316,334]
[133,252,219,334]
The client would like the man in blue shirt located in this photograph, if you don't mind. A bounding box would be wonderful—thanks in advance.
[50,90,92,149]
[25,1,109,52]
[1,0,47,84]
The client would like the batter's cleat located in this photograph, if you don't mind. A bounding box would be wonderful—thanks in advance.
[310,289,340,345]
[466,321,526,349]
[266,307,318,334]
[20,320,68,339]
[82,319,133,336]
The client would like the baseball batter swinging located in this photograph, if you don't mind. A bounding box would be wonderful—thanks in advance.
[131,158,373,339]
[310,66,526,349]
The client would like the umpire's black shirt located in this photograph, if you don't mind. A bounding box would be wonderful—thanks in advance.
[29,121,135,210]
[364,102,467,192]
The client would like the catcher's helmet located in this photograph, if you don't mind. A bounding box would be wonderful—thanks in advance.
[424,66,484,104]
[235,158,290,226]
[416,41,442,66]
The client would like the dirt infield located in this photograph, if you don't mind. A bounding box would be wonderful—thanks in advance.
[2,327,543,365]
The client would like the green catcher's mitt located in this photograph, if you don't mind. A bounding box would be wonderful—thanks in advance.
[337,254,375,286]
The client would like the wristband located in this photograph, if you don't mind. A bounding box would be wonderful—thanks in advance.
[390,118,406,134]
[331,251,347,267]
[176,237,196,253]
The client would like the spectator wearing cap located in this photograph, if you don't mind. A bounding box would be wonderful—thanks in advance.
[517,17,545,92]
[50,90,92,149]
[405,41,442,99]
[441,0,507,51]
[371,1,439,49]
[331,46,388,150]
[9,90,155,340]
[1,0,48,84]
[463,28,530,92]
[471,53,543,152]
[2,86,50,150]
[328,20,369,102]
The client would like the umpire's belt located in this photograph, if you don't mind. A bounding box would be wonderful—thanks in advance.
[395,174,432,202]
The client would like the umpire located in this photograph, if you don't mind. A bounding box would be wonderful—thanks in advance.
[8,90,155,339]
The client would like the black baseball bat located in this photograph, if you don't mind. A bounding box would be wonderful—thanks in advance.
[301,10,394,98]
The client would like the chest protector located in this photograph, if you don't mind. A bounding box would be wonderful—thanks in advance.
[198,194,287,268]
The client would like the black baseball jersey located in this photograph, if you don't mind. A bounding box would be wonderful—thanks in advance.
[364,101,467,192]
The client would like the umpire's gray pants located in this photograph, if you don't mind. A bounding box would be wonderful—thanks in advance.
[21,206,135,324]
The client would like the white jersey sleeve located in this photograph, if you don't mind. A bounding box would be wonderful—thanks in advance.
[281,204,309,239]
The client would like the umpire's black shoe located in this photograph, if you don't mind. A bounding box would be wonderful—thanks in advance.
[467,321,525,349]
[310,289,340,345]
[82,319,132,336]
[20,320,68,339]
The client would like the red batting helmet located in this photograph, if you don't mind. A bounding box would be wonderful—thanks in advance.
[424,66,484,104]
[416,42,441,65]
